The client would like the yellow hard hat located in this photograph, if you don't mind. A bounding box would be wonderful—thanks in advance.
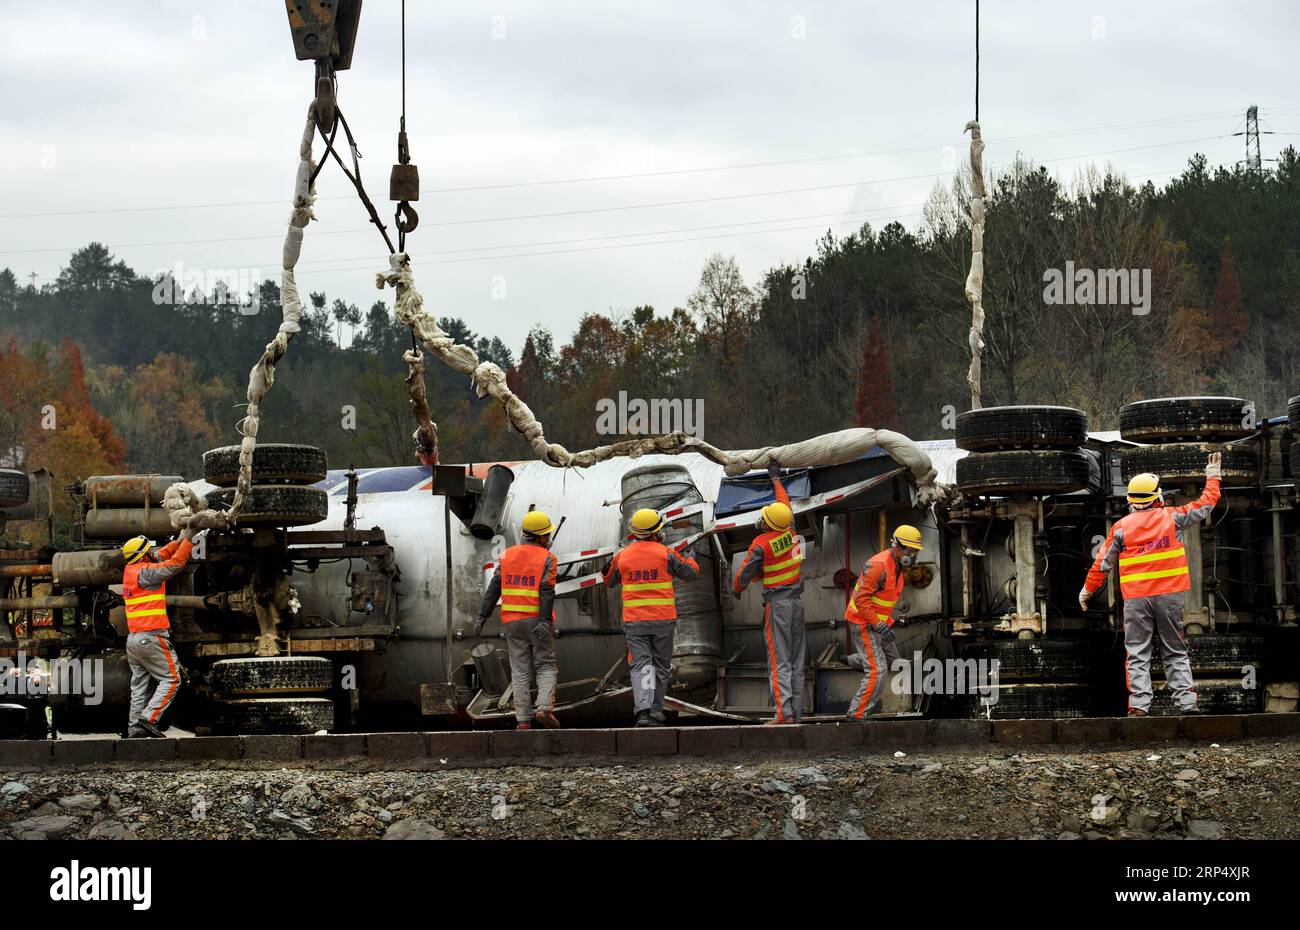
[521,510,556,537]
[1127,472,1162,506]
[121,535,154,565]
[629,508,665,538]
[761,501,793,531]
[891,525,924,550]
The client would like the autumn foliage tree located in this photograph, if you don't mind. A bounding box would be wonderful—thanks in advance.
[105,353,227,475]
[0,338,128,544]
[54,339,127,471]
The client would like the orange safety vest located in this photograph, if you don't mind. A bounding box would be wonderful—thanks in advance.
[499,543,551,622]
[845,550,904,626]
[1115,508,1191,599]
[613,540,679,622]
[755,528,803,589]
[122,562,170,633]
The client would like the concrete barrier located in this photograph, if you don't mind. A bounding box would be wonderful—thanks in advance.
[1,714,1296,769]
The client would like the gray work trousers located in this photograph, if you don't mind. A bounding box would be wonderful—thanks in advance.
[503,618,558,723]
[846,623,898,719]
[624,620,676,716]
[1124,592,1197,713]
[126,630,182,730]
[762,594,807,722]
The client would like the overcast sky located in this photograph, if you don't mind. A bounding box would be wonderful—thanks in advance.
[2,0,1297,354]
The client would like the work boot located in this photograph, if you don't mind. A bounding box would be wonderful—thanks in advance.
[763,717,787,726]
[533,710,560,729]
[135,718,167,739]
[1127,707,1148,718]
[515,721,532,730]
[634,711,654,728]
[649,709,667,725]
[1178,704,1203,716]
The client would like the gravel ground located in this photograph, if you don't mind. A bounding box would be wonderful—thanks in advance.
[3,737,1299,840]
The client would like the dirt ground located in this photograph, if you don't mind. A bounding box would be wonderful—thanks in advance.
[3,736,1299,840]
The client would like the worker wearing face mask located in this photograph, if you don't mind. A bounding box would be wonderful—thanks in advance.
[844,525,924,720]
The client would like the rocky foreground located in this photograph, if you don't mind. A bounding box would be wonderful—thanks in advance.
[2,737,1298,840]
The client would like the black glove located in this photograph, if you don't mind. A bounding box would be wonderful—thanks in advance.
[470,616,487,638]
[767,462,782,480]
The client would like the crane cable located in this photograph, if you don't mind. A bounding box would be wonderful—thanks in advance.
[964,0,987,410]
[391,0,439,465]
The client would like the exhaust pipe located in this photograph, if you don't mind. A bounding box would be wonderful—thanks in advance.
[470,465,515,540]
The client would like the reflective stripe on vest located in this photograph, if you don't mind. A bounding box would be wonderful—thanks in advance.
[845,550,904,626]
[499,543,550,622]
[616,540,678,622]
[1116,509,1190,598]
[122,562,170,633]
[760,529,803,588]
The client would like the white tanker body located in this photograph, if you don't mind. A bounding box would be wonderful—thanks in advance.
[285,456,721,712]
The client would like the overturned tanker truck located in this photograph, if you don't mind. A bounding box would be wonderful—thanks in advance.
[1,397,1297,737]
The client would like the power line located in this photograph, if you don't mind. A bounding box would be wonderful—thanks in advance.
[0,112,1244,220]
[257,203,935,272]
[0,135,1235,258]
[10,164,1189,285]
[353,163,1190,265]
[120,165,1191,276]
[114,163,1188,277]
[299,215,934,271]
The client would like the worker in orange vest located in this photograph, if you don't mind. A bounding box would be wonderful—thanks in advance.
[474,510,561,730]
[844,525,924,720]
[1080,452,1221,716]
[604,508,700,727]
[732,465,806,724]
[121,530,197,738]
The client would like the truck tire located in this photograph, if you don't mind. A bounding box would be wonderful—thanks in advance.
[203,444,328,488]
[960,639,1095,682]
[955,405,1088,452]
[963,683,1093,719]
[955,449,1090,496]
[0,469,29,509]
[211,656,333,697]
[206,485,328,527]
[214,697,335,735]
[1288,395,1299,428]
[1120,442,1259,487]
[1118,396,1254,443]
[1153,633,1265,676]
[1150,679,1260,716]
